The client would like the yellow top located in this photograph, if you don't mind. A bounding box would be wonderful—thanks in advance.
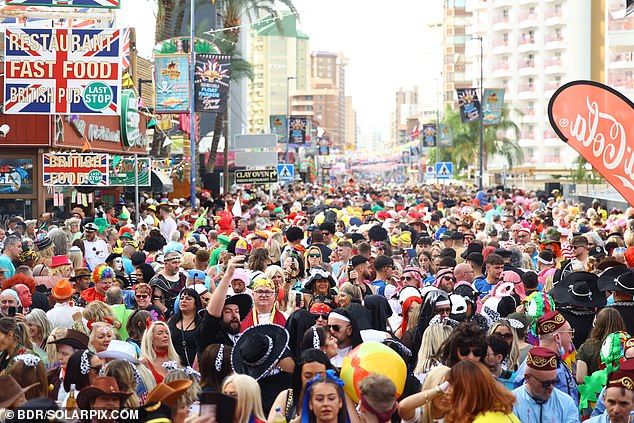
[472,411,521,423]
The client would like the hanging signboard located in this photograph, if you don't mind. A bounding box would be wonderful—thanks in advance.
[120,89,140,147]
[422,124,437,147]
[4,28,122,115]
[43,153,108,186]
[456,88,481,123]
[482,88,506,126]
[270,115,287,143]
[154,54,189,113]
[438,124,453,147]
[194,54,231,113]
[288,117,307,145]
[548,80,634,206]
[6,0,121,8]
[109,157,150,186]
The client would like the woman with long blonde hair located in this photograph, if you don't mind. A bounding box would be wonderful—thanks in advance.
[445,361,519,423]
[414,323,453,384]
[399,365,451,423]
[222,374,266,423]
[140,321,180,384]
[488,320,522,370]
[103,358,140,409]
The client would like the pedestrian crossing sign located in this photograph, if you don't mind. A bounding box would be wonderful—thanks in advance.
[435,162,453,179]
[277,164,294,182]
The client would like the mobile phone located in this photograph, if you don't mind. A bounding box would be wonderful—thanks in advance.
[199,393,235,421]
[16,306,23,314]
[295,292,302,307]
[7,306,15,317]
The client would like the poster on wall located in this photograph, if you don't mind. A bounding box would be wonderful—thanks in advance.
[194,54,231,113]
[6,0,121,8]
[154,54,190,113]
[0,158,33,195]
[43,153,108,186]
[270,115,287,144]
[288,117,307,145]
[4,28,122,115]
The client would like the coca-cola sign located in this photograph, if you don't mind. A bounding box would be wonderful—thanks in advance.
[548,80,634,205]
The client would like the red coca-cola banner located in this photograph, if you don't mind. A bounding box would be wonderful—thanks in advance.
[548,80,634,205]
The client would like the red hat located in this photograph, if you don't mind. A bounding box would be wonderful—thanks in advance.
[607,370,634,391]
[537,310,567,335]
[526,347,557,371]
[309,303,332,314]
[51,255,71,268]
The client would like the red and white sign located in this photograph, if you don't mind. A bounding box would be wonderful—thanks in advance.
[548,80,634,205]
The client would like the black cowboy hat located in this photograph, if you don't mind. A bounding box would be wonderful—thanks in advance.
[231,324,289,381]
[598,267,634,293]
[303,268,336,291]
[48,329,89,350]
[224,293,252,321]
[548,271,605,309]
[461,242,483,259]
[595,257,627,272]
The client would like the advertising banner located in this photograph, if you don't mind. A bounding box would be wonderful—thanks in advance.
[548,80,634,206]
[422,124,437,147]
[154,54,189,113]
[456,88,481,123]
[4,28,121,115]
[235,169,278,185]
[43,153,108,186]
[194,54,231,113]
[109,156,150,186]
[482,88,506,126]
[270,115,287,143]
[288,117,307,145]
[0,158,33,194]
[6,0,120,8]
[439,124,453,147]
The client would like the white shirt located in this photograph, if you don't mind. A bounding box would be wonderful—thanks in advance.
[331,345,351,368]
[160,216,177,243]
[47,302,84,329]
[84,238,108,270]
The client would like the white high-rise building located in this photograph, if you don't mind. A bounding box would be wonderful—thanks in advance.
[465,0,593,171]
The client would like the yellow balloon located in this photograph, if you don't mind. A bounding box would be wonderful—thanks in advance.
[340,341,407,403]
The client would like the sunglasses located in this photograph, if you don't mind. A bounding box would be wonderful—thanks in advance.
[435,307,451,314]
[494,332,514,340]
[527,373,559,388]
[312,313,329,320]
[330,324,349,333]
[136,294,149,300]
[90,365,102,373]
[401,276,413,281]
[458,347,484,357]
[308,254,321,258]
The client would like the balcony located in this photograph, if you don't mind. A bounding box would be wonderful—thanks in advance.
[518,83,539,99]
[609,77,634,91]
[466,0,488,12]
[518,60,537,76]
[492,39,513,54]
[492,62,512,77]
[544,57,565,74]
[609,19,634,31]
[518,36,538,52]
[544,9,564,25]
[609,53,634,69]
[518,12,539,28]
[520,130,535,140]
[544,129,558,140]
[544,80,561,95]
[544,33,566,50]
[493,15,512,30]
[522,109,537,123]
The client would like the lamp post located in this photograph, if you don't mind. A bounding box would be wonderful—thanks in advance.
[284,76,296,164]
[189,0,196,205]
[472,36,484,190]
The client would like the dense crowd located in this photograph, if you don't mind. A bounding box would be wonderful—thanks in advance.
[0,182,633,423]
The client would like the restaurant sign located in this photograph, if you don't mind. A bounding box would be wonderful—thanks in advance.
[43,153,108,186]
[109,156,150,186]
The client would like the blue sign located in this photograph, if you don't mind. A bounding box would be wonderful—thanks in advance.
[435,162,453,179]
[277,164,294,182]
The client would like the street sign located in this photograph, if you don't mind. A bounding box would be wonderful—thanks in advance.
[235,169,278,184]
[425,165,435,177]
[234,152,277,167]
[435,162,453,179]
[234,134,277,150]
[277,164,294,182]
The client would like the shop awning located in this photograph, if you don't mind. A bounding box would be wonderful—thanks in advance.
[151,170,173,193]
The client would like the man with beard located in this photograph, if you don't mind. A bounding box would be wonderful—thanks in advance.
[199,255,253,352]
[349,254,375,298]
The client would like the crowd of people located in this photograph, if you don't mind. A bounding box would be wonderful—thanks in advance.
[0,182,633,422]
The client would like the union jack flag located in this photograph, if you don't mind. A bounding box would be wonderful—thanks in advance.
[3,27,121,115]
[120,27,130,71]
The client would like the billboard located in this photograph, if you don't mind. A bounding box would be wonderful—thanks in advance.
[4,28,122,115]
[154,54,189,113]
[6,0,120,8]
[109,156,150,186]
[0,158,34,195]
[43,153,108,186]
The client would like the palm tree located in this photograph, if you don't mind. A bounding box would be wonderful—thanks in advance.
[439,104,523,174]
